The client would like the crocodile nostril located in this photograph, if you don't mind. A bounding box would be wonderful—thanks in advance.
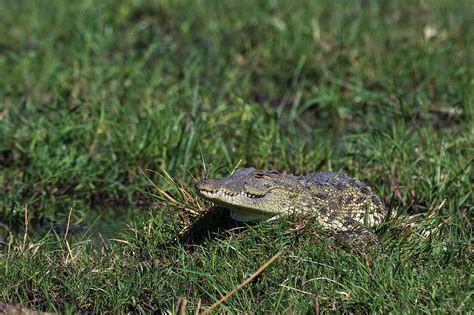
[194,179,206,190]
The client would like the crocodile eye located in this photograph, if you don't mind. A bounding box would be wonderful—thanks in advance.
[253,172,265,178]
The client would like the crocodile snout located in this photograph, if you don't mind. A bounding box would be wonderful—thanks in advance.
[194,178,218,193]
[194,179,207,191]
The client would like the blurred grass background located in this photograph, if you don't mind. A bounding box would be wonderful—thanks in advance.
[0,0,472,313]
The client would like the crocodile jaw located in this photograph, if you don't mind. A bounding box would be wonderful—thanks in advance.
[194,186,286,220]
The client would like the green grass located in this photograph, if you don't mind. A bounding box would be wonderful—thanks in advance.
[0,0,473,313]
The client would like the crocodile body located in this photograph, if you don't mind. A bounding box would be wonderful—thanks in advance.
[194,167,387,249]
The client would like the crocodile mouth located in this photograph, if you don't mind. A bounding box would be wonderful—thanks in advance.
[195,188,267,199]
[194,183,284,218]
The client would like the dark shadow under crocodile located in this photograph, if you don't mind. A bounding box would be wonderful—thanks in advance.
[177,206,252,246]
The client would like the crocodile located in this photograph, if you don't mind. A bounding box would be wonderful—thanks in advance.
[194,167,387,250]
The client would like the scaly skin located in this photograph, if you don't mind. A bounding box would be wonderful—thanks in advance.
[195,167,387,250]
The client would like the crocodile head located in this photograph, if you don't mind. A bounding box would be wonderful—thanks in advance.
[194,167,301,221]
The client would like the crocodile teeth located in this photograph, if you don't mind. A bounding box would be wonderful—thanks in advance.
[199,189,263,199]
[244,192,261,198]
